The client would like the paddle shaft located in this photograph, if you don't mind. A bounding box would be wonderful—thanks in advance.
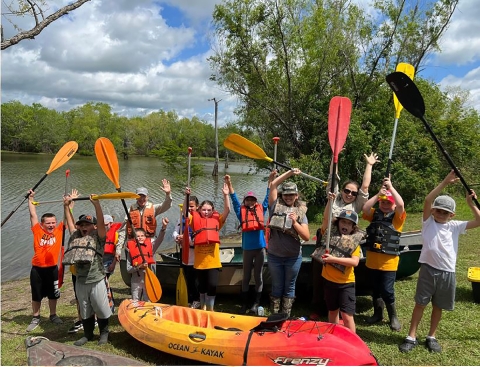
[418,115,480,209]
[385,117,399,177]
[59,169,70,288]
[273,137,280,171]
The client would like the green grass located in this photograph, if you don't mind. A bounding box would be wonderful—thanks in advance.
[2,197,480,365]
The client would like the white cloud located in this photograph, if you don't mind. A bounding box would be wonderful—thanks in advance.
[440,66,480,109]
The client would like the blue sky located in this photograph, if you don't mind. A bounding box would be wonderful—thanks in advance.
[1,0,479,127]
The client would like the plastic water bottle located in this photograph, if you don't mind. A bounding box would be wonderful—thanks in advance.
[284,208,293,229]
[257,306,264,316]
[298,316,307,321]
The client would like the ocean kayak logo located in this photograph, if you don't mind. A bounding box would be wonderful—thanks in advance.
[272,356,330,366]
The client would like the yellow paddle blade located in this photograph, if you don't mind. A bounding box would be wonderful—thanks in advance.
[224,134,273,163]
[176,268,188,307]
[94,137,121,189]
[145,267,162,302]
[394,63,415,118]
[46,141,78,174]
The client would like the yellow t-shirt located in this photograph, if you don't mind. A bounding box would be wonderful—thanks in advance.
[321,245,361,284]
[189,214,225,270]
[363,208,407,271]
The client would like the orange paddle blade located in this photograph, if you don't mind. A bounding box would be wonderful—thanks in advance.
[145,267,162,302]
[95,137,121,189]
[393,63,415,118]
[328,96,352,163]
[46,141,78,174]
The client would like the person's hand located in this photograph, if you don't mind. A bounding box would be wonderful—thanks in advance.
[160,179,171,195]
[70,188,79,200]
[222,182,229,195]
[175,234,183,244]
[28,189,35,201]
[327,192,336,201]
[115,254,121,263]
[467,189,477,206]
[184,187,191,195]
[444,170,459,185]
[364,152,380,166]
[269,169,278,183]
[382,176,392,190]
[139,262,148,270]
[224,175,231,184]
[63,194,72,206]
[162,217,169,227]
[291,168,301,175]
[108,261,116,273]
[321,253,334,263]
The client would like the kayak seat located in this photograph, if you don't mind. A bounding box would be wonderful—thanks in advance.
[252,312,288,332]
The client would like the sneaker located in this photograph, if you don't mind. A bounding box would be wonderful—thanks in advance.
[399,338,418,353]
[49,314,63,324]
[68,320,83,334]
[26,317,40,332]
[426,337,442,353]
[190,301,201,309]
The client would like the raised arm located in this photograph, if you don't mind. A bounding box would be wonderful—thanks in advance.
[383,177,404,215]
[466,190,480,230]
[153,217,169,253]
[221,178,231,221]
[91,195,106,239]
[155,179,173,216]
[28,190,38,227]
[360,152,380,194]
[423,170,459,221]
[321,192,336,233]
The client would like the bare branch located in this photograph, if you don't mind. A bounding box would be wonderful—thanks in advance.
[1,0,91,50]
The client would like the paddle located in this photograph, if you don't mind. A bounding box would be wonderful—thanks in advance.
[326,96,352,252]
[182,147,193,265]
[32,192,140,205]
[272,137,280,171]
[1,141,78,227]
[385,63,415,177]
[176,203,188,307]
[58,169,70,289]
[386,72,480,209]
[94,137,162,302]
[224,134,327,184]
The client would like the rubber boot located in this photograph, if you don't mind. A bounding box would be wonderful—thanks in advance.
[200,293,206,311]
[205,295,215,312]
[281,297,295,318]
[74,316,95,346]
[250,292,262,314]
[239,292,249,314]
[386,302,401,331]
[97,318,109,345]
[365,298,384,325]
[270,295,281,314]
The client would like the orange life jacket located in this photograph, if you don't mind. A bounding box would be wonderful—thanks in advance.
[127,238,155,265]
[104,223,122,255]
[191,211,221,246]
[127,203,156,238]
[240,203,265,232]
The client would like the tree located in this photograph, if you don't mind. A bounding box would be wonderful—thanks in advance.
[1,0,92,50]
[209,0,475,208]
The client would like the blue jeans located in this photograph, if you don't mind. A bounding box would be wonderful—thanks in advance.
[267,252,302,298]
[369,268,396,304]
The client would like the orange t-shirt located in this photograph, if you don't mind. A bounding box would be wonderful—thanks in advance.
[31,222,64,267]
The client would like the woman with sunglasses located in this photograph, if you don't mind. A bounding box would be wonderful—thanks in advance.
[328,152,380,217]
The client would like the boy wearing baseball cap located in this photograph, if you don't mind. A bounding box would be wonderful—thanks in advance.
[399,170,480,353]
[362,176,406,331]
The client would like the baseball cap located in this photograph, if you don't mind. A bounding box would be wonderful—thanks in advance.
[281,182,298,195]
[136,187,149,196]
[432,195,456,214]
[243,191,257,201]
[76,214,97,225]
[103,214,114,224]
[378,190,395,204]
[336,209,358,225]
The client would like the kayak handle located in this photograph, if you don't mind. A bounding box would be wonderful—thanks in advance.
[188,332,206,342]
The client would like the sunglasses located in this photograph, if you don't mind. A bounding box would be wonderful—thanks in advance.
[343,188,358,197]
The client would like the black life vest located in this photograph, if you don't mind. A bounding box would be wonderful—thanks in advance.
[365,210,401,255]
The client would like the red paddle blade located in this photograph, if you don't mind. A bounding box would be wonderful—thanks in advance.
[328,96,352,162]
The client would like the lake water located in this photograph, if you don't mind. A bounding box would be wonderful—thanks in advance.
[1,153,268,282]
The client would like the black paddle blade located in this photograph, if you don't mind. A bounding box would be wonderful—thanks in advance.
[386,72,425,119]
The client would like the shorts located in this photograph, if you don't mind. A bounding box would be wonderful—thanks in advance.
[414,263,455,311]
[75,277,113,320]
[323,278,356,315]
[30,265,60,302]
